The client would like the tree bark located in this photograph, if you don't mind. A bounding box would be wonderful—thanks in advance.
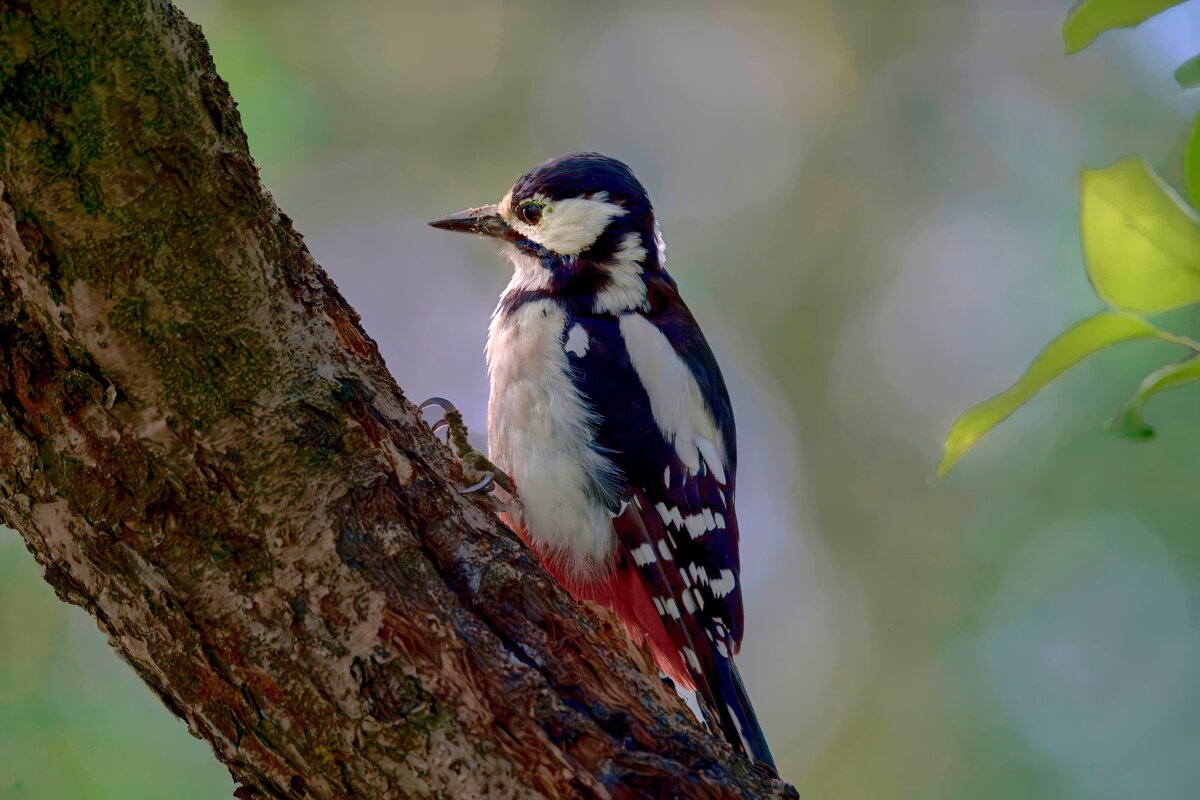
[0,2,796,798]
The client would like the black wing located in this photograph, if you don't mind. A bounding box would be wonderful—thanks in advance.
[565,301,775,770]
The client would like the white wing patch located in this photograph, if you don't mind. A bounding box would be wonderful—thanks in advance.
[695,437,727,484]
[655,501,685,530]
[619,313,728,481]
[564,323,589,357]
[631,542,658,566]
[710,569,737,598]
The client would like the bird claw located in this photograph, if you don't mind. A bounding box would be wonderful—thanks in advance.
[457,473,495,495]
[418,396,458,416]
[418,397,456,439]
[418,396,512,496]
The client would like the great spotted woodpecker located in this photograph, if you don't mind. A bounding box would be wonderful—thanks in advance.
[427,152,776,771]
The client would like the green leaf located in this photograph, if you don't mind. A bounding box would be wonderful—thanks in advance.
[1175,53,1200,87]
[1185,115,1200,209]
[938,312,1192,477]
[1063,0,1189,54]
[1081,156,1200,313]
[1110,356,1200,437]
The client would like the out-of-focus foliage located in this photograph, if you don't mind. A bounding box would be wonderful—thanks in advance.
[942,1,1200,472]
[939,312,1194,475]
[1174,53,1200,87]
[1063,0,1190,53]
[1185,118,1200,205]
[7,2,1200,799]
[1112,355,1200,436]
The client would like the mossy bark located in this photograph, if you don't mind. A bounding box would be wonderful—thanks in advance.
[0,2,796,798]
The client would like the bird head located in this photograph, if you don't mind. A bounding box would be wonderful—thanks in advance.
[430,153,666,309]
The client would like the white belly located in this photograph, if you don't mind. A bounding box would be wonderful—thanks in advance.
[485,298,617,577]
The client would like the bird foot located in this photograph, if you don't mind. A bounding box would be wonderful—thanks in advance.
[418,397,515,496]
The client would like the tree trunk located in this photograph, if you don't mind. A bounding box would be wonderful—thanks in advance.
[0,2,796,798]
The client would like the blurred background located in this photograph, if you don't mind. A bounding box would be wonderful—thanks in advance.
[5,1,1200,797]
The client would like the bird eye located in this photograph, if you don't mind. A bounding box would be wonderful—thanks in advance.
[518,203,543,225]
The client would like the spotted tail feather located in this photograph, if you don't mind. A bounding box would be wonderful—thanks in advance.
[610,488,777,774]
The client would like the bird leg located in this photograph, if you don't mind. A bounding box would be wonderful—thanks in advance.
[418,397,515,495]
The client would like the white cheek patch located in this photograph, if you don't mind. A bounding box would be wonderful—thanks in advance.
[509,192,628,256]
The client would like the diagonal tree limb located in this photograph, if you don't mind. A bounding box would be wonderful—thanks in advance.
[0,1,797,797]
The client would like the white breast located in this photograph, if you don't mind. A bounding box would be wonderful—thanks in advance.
[485,295,618,578]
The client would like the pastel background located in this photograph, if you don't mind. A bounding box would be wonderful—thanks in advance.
[4,2,1200,797]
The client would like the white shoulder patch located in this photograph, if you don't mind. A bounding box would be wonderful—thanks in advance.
[618,313,728,481]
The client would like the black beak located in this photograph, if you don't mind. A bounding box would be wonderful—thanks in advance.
[428,204,508,238]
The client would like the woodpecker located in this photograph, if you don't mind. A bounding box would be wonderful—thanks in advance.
[428,152,776,771]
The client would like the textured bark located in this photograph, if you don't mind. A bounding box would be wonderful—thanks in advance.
[0,2,797,798]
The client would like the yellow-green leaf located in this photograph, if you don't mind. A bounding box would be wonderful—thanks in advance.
[1081,156,1200,313]
[1175,53,1200,88]
[938,312,1189,477]
[1063,0,1189,54]
[1110,356,1200,438]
